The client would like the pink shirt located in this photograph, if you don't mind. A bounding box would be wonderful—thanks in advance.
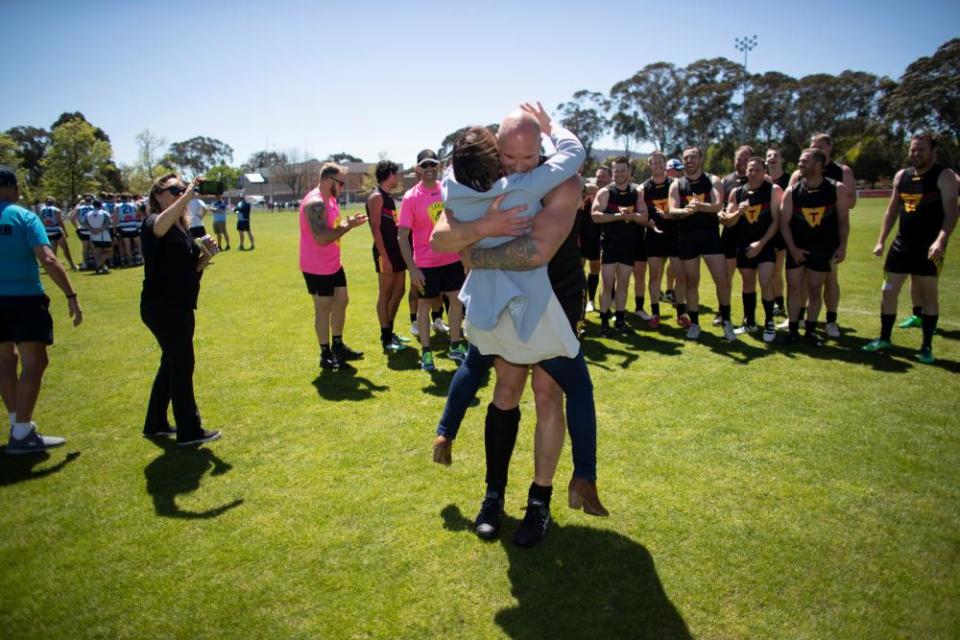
[299,188,342,275]
[398,181,458,269]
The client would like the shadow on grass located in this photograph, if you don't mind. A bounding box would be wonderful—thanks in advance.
[385,346,422,371]
[0,450,80,486]
[441,505,691,639]
[312,367,389,401]
[144,439,243,519]
[581,338,641,370]
[422,366,458,397]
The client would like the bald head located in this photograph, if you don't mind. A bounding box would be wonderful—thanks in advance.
[498,110,541,174]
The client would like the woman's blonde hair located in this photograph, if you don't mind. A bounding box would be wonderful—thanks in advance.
[149,173,191,226]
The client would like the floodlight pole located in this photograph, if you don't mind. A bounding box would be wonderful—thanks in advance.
[734,35,758,137]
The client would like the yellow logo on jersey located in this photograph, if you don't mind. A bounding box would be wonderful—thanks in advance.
[901,192,921,213]
[652,198,668,214]
[427,200,444,224]
[744,204,762,224]
[801,207,826,227]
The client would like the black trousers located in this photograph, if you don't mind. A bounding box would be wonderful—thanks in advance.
[141,298,202,439]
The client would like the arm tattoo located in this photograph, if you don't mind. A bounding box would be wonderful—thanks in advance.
[469,236,541,271]
[306,199,327,236]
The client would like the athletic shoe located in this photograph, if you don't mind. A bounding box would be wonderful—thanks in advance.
[762,321,776,343]
[320,352,341,370]
[600,324,611,338]
[804,332,823,348]
[475,491,504,540]
[734,323,759,336]
[177,429,222,447]
[421,351,435,371]
[382,340,408,354]
[772,303,786,317]
[410,323,420,338]
[662,291,675,304]
[392,333,411,343]
[614,320,632,335]
[825,322,840,338]
[334,343,364,362]
[686,324,701,340]
[6,424,65,455]
[635,309,652,321]
[917,346,935,364]
[783,333,801,346]
[514,498,551,547]
[648,315,661,329]
[143,427,177,438]
[861,339,893,352]
[677,314,692,329]
[585,300,595,313]
[447,343,468,363]
[431,318,450,334]
[899,315,922,329]
[712,314,722,326]
[776,319,791,330]
[723,321,738,342]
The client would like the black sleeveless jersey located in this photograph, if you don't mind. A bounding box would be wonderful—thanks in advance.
[600,183,639,245]
[733,181,774,243]
[790,178,839,246]
[539,155,585,297]
[642,177,673,228]
[894,163,946,251]
[367,186,398,235]
[770,172,789,190]
[824,161,843,182]
[676,173,717,231]
[722,172,748,204]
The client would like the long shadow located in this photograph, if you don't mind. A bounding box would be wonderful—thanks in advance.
[0,450,80,487]
[580,338,641,370]
[312,367,389,401]
[441,505,691,640]
[385,347,422,371]
[937,327,960,342]
[616,327,685,358]
[144,439,243,519]
[695,331,771,364]
[422,366,458,397]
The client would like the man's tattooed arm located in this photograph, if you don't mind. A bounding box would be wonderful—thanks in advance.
[468,235,544,271]
[306,197,327,237]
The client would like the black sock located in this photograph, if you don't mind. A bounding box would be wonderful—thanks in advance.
[528,482,553,506]
[443,296,450,314]
[321,343,331,355]
[615,310,625,324]
[912,306,922,318]
[720,304,731,323]
[789,321,800,335]
[651,303,660,316]
[805,320,816,334]
[921,314,938,349]
[587,273,599,301]
[677,302,687,316]
[635,296,644,313]
[880,313,896,342]
[826,311,837,324]
[484,403,521,496]
[450,340,461,349]
[409,312,417,323]
[332,335,343,347]
[666,289,674,298]
[762,299,775,325]
[422,346,432,354]
[387,321,394,335]
[432,309,443,322]
[742,293,757,326]
[380,327,392,343]
[689,310,699,325]
[775,295,785,309]
[799,307,806,321]
[600,311,611,327]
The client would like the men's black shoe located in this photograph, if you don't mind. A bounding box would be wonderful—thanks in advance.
[514,498,551,547]
[143,426,177,438]
[334,344,364,361]
[320,352,341,370]
[614,321,631,335]
[475,491,504,540]
[177,429,222,447]
[600,324,611,338]
[804,332,823,348]
[783,333,800,346]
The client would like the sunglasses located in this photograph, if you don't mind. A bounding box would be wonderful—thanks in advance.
[163,185,186,196]
[329,177,346,187]
[418,160,439,168]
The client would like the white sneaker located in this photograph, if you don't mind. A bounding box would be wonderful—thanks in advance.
[410,323,420,338]
[776,319,791,330]
[825,322,840,338]
[686,324,701,340]
[6,424,65,455]
[734,323,759,335]
[635,309,652,321]
[431,318,449,334]
[763,322,776,343]
[585,300,595,313]
[712,314,722,326]
[723,321,738,342]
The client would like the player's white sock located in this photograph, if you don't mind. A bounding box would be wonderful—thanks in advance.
[12,421,35,440]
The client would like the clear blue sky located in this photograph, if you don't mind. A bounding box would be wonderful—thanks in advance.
[4,0,958,169]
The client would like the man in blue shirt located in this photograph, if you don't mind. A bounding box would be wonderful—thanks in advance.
[0,166,83,454]
[234,196,254,250]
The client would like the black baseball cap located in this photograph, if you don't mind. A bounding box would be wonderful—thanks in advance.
[0,165,17,187]
[416,149,439,166]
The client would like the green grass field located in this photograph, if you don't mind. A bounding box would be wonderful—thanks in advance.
[1,198,958,639]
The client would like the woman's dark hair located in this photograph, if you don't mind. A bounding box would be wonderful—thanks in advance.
[452,126,501,192]
[148,173,179,214]
[375,160,400,183]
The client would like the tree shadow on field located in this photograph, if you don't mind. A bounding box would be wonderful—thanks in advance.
[441,505,692,640]
[0,450,80,486]
[312,368,389,401]
[144,439,243,519]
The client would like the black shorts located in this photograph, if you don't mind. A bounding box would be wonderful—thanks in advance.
[0,295,54,345]
[373,243,406,274]
[92,240,113,249]
[556,287,585,334]
[303,268,347,297]
[77,229,90,241]
[786,242,838,273]
[579,227,601,261]
[721,226,739,259]
[237,220,250,232]
[736,241,777,270]
[884,245,942,278]
[46,230,62,241]
[633,230,648,263]
[678,227,723,260]
[119,227,140,239]
[421,261,465,299]
[601,243,634,266]
[771,231,786,252]
[644,227,679,259]
[189,226,207,239]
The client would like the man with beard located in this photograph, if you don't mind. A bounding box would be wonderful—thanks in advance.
[366,160,409,353]
[640,151,684,328]
[863,133,957,363]
[765,147,789,317]
[581,165,610,312]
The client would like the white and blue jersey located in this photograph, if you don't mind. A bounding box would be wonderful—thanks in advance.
[76,204,94,230]
[117,201,139,231]
[39,206,63,235]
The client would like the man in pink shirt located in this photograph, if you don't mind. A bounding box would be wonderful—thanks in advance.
[399,150,466,371]
[300,163,368,370]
